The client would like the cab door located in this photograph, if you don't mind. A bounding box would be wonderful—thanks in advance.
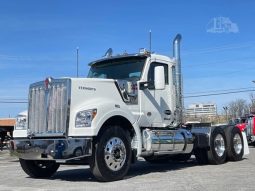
[139,60,175,127]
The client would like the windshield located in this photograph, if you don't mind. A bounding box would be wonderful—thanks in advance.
[87,57,146,81]
[15,115,27,130]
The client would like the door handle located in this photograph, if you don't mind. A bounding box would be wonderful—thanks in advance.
[164,110,171,115]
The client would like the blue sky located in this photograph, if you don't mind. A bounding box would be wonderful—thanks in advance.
[0,0,255,117]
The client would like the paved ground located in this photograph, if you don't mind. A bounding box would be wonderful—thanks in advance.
[0,147,255,191]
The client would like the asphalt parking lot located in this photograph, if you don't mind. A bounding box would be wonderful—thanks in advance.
[1,147,255,191]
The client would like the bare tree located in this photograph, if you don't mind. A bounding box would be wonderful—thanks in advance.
[249,93,255,113]
[227,99,249,118]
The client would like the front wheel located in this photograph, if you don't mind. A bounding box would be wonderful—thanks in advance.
[89,126,131,182]
[19,159,60,178]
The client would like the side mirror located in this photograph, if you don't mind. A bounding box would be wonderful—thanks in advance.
[154,66,165,90]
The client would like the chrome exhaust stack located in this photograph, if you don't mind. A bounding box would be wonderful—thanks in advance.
[173,34,183,125]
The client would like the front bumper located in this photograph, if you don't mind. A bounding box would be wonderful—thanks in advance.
[10,138,92,162]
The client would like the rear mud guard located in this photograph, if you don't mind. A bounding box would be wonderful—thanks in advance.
[243,132,249,156]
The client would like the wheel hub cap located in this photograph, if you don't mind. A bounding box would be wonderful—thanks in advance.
[214,134,225,157]
[233,133,242,154]
[104,137,126,171]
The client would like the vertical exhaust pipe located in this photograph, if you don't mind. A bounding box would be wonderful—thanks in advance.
[173,34,183,125]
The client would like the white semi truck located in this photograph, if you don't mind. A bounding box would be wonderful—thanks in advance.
[10,34,246,181]
[13,111,28,138]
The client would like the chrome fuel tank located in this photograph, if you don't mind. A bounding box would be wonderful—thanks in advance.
[142,128,193,155]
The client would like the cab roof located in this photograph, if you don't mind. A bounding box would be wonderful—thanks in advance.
[89,52,175,66]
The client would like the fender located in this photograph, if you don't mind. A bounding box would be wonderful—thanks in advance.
[69,99,143,156]
[93,102,142,156]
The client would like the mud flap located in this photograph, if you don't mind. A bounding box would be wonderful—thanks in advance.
[242,132,249,156]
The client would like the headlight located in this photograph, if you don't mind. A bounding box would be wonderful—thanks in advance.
[75,109,97,128]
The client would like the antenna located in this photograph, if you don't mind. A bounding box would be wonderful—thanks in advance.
[104,48,113,57]
[76,47,79,77]
[149,30,152,53]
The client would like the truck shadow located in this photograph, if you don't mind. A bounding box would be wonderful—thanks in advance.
[50,158,199,182]
[127,159,198,178]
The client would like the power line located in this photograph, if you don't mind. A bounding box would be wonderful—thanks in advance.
[0,101,28,103]
[182,56,255,68]
[185,87,255,95]
[184,89,255,98]
[0,98,27,101]
[1,87,255,102]
[183,41,255,56]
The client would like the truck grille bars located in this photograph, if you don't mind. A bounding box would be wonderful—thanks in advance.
[28,78,70,137]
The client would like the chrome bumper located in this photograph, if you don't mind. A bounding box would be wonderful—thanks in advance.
[10,138,92,162]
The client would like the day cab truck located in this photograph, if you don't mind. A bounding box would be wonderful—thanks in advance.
[246,115,255,145]
[13,111,28,138]
[10,34,247,181]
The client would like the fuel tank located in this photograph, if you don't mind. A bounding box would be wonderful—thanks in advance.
[142,128,193,155]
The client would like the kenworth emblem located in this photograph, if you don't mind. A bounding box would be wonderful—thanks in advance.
[44,77,52,90]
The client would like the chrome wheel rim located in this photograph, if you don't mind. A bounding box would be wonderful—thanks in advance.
[233,133,242,155]
[104,137,126,171]
[214,134,225,157]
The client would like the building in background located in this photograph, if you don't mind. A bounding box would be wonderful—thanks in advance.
[185,103,217,118]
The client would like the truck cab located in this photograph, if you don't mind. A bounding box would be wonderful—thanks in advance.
[246,115,255,144]
[13,111,28,138]
[87,52,177,128]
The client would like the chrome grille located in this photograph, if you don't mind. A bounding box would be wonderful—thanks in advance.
[28,79,70,137]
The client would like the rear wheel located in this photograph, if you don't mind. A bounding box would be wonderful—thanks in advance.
[89,126,131,181]
[19,159,60,178]
[207,127,227,165]
[225,126,244,161]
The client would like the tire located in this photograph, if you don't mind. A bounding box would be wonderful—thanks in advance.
[225,126,244,161]
[207,127,227,165]
[89,126,131,182]
[19,159,60,178]
[194,148,208,165]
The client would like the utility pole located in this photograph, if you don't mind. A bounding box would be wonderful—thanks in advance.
[149,30,152,53]
[223,106,228,122]
[76,47,79,77]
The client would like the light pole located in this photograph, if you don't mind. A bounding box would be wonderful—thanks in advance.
[76,47,79,77]
[252,81,255,113]
[223,106,228,122]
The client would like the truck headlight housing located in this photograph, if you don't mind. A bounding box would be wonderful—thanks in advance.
[75,109,97,128]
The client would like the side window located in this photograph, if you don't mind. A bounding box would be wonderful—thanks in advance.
[147,62,169,89]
